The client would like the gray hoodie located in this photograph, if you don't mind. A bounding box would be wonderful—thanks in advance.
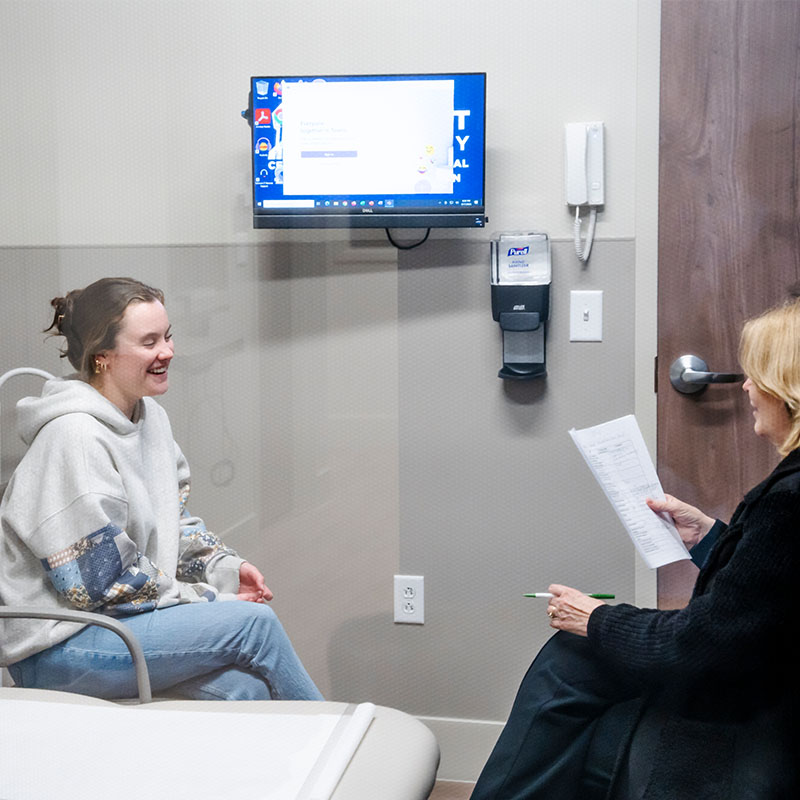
[0,376,243,665]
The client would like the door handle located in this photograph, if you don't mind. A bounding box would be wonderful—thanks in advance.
[669,354,744,394]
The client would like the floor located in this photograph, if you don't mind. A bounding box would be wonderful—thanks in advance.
[429,781,475,800]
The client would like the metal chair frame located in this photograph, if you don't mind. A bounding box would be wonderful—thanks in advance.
[0,607,153,702]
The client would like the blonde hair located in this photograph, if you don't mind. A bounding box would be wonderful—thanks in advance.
[739,296,800,455]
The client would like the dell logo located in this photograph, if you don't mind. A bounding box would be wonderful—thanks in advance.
[361,208,374,213]
[513,304,526,311]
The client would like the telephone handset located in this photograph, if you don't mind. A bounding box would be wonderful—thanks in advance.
[565,121,604,262]
[565,122,604,205]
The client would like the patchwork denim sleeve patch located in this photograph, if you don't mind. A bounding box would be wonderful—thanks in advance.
[177,520,239,583]
[41,524,160,616]
[177,482,239,583]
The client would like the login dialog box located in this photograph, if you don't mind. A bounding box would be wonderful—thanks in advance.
[280,80,456,196]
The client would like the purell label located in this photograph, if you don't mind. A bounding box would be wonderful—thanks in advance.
[496,234,551,285]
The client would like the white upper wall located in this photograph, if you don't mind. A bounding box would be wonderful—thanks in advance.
[0,0,641,246]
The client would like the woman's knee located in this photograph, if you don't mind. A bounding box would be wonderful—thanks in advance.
[217,602,293,656]
[172,666,274,701]
[184,599,282,637]
[218,599,278,622]
[236,601,282,635]
[527,631,594,678]
[541,630,593,659]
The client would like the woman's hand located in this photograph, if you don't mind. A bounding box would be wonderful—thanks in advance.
[645,494,715,549]
[237,561,274,603]
[546,584,605,637]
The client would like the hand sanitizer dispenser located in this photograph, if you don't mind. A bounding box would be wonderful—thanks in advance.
[490,232,551,380]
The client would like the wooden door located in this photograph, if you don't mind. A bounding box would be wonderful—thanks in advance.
[657,0,800,608]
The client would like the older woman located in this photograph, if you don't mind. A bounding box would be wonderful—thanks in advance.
[0,277,323,701]
[471,298,799,799]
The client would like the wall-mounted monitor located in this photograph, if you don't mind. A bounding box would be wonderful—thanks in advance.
[248,73,486,229]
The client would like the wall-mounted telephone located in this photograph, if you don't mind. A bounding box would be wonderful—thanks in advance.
[565,121,605,205]
[565,121,604,262]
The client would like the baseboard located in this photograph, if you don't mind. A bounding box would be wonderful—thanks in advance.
[417,715,503,783]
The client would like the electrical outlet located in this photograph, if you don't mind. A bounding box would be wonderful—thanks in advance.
[394,575,424,624]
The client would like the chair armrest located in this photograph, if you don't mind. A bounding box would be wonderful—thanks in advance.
[0,606,152,703]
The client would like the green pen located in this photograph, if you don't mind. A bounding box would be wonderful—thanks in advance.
[524,592,615,599]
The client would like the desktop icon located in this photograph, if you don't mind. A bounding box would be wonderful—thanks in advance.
[255,137,272,155]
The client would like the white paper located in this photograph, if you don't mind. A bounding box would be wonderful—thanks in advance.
[569,414,691,569]
[0,698,373,800]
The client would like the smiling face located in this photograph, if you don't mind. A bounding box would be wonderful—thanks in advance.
[93,300,174,419]
[742,377,792,448]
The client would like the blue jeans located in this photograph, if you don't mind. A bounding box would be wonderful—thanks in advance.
[8,601,323,701]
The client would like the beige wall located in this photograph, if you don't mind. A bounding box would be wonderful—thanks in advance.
[0,0,660,780]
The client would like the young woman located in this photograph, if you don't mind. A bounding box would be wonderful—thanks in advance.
[0,277,323,701]
[471,298,799,799]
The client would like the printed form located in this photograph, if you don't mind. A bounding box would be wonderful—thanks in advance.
[570,415,691,569]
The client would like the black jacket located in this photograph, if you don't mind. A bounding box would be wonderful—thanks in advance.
[588,450,800,799]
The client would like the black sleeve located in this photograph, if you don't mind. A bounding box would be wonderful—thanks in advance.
[689,518,726,569]
[586,488,797,687]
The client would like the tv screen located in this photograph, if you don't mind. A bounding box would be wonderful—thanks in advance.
[248,73,486,229]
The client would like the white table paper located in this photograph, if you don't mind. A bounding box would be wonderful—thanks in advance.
[0,698,374,800]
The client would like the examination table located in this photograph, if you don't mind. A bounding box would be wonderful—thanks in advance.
[0,687,440,799]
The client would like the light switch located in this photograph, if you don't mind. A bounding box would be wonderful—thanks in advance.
[570,290,603,341]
